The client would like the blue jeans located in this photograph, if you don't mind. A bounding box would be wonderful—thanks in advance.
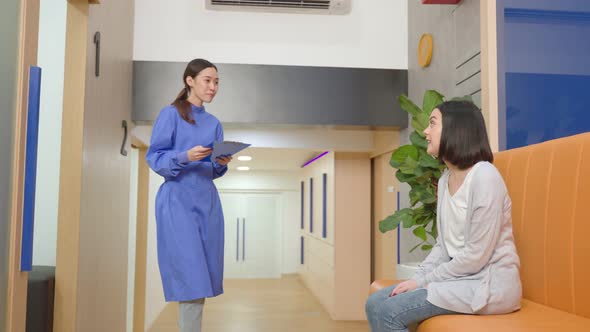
[365,285,458,332]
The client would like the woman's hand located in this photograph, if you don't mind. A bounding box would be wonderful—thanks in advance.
[215,155,232,166]
[390,280,419,297]
[187,145,212,161]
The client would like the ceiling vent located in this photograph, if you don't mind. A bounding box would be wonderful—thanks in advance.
[206,0,351,15]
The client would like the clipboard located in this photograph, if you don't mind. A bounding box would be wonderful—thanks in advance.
[211,141,251,160]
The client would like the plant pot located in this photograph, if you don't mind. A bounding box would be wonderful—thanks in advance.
[396,262,421,280]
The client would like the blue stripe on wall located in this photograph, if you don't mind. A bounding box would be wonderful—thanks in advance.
[322,173,327,238]
[21,66,42,272]
[397,191,400,265]
[300,236,304,265]
[300,181,304,229]
[309,177,313,233]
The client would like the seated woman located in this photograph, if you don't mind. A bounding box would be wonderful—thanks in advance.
[365,101,522,332]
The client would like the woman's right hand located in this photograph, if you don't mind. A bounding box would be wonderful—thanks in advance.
[187,145,212,161]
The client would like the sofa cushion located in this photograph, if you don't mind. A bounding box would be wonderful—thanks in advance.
[417,299,590,332]
[494,133,590,318]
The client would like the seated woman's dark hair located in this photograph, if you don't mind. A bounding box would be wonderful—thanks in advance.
[437,100,493,169]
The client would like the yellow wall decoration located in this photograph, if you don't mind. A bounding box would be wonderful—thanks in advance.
[418,33,433,68]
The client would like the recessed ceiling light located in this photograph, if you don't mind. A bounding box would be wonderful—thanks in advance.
[236,166,250,171]
[237,156,252,161]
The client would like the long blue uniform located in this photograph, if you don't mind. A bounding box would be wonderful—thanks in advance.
[146,104,227,302]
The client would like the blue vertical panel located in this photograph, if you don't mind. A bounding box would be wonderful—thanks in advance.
[396,191,401,265]
[322,173,327,238]
[21,66,42,271]
[498,0,590,150]
[300,236,304,265]
[309,177,313,233]
[300,181,304,229]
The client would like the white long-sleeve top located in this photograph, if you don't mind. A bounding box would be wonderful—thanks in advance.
[441,163,481,258]
[412,161,522,315]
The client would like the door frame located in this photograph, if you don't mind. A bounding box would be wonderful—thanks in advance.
[53,1,99,331]
[480,0,500,152]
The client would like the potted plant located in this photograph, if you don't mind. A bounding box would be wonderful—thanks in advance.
[379,90,471,277]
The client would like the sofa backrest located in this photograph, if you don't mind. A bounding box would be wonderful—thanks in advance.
[494,132,590,318]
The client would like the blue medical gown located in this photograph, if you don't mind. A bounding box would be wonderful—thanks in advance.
[146,104,228,302]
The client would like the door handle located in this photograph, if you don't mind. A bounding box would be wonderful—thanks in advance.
[236,218,239,261]
[93,31,101,77]
[120,120,128,156]
[242,218,245,261]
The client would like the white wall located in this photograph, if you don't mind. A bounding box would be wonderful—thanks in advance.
[33,0,67,266]
[133,0,408,69]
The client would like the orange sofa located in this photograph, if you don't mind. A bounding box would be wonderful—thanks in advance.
[369,132,590,331]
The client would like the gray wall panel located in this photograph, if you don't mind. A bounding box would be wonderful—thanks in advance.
[133,62,408,127]
[0,0,21,328]
[404,0,481,264]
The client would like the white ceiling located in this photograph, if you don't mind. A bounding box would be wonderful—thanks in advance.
[230,147,320,172]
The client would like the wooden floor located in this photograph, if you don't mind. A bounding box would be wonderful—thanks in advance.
[148,275,370,332]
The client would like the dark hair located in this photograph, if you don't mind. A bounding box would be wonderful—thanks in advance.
[436,100,493,169]
[172,58,218,124]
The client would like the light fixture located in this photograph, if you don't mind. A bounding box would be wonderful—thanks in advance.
[237,155,252,161]
[236,166,250,171]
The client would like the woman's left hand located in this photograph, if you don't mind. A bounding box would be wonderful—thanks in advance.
[216,155,232,166]
[390,280,419,297]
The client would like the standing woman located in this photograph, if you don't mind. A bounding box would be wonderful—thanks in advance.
[146,59,232,331]
[366,101,521,331]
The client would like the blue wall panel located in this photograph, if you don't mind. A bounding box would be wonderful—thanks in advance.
[498,0,590,149]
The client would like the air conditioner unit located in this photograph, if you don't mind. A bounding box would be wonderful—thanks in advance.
[205,0,351,15]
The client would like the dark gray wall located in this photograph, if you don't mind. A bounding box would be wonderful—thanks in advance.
[0,0,21,328]
[133,62,409,128]
[402,0,481,263]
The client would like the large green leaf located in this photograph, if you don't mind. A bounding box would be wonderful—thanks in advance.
[399,156,419,174]
[411,112,430,133]
[379,208,413,233]
[422,90,445,115]
[418,187,437,204]
[410,242,424,253]
[395,170,415,183]
[409,188,420,207]
[421,244,433,251]
[379,214,401,233]
[398,94,422,117]
[414,209,434,225]
[390,145,419,168]
[409,185,429,207]
[410,131,428,149]
[418,153,440,169]
[413,226,427,241]
[401,210,415,228]
[430,221,438,239]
